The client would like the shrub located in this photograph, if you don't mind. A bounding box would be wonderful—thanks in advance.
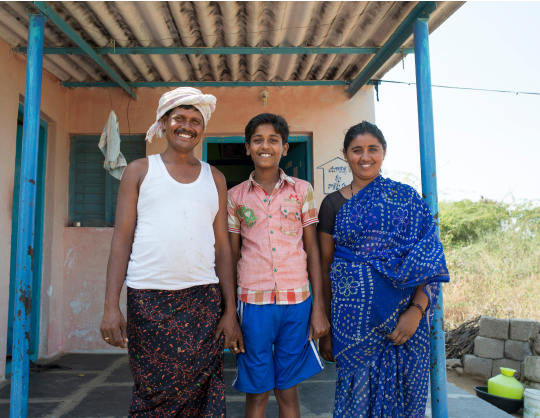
[439,199,509,247]
[441,199,540,328]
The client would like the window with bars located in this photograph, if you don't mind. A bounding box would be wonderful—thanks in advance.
[69,135,145,227]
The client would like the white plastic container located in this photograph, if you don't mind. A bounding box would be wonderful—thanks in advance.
[523,388,540,418]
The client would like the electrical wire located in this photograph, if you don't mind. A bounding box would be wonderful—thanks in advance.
[377,80,540,96]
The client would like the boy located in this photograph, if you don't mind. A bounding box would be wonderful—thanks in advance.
[227,113,330,417]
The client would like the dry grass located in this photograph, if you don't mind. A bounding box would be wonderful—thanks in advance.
[443,227,540,330]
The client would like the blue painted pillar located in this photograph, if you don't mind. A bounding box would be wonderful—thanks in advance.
[10,13,46,418]
[413,17,449,418]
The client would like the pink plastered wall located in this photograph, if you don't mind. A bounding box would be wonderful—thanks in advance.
[0,39,70,376]
[62,228,127,352]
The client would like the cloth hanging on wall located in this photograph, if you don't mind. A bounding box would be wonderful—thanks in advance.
[98,110,127,180]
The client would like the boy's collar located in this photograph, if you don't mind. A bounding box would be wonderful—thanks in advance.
[248,168,295,191]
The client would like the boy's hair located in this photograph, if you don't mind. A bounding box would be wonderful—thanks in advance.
[245,113,289,145]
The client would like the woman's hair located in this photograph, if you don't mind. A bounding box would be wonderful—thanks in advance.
[343,121,387,152]
[245,113,289,144]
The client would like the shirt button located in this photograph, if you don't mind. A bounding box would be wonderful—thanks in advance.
[270,230,273,234]
[269,215,272,218]
[263,199,267,202]
[272,248,276,252]
[274,268,277,272]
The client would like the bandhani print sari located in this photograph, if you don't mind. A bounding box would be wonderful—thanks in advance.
[330,176,450,418]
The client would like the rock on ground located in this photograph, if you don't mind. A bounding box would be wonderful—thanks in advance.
[464,354,493,381]
[505,339,532,361]
[509,318,540,342]
[524,356,540,383]
[446,359,461,368]
[479,316,509,340]
[474,336,504,359]
[533,334,540,356]
[491,359,522,379]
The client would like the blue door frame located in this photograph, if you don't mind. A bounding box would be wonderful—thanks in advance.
[202,135,313,184]
[6,104,48,376]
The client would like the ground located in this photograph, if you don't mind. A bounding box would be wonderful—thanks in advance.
[0,353,516,417]
[446,369,522,418]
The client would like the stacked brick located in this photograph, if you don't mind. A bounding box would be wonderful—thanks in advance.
[462,317,540,387]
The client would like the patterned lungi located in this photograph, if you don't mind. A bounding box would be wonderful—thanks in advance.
[127,284,225,417]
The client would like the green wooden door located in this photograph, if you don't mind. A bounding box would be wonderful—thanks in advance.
[279,143,307,181]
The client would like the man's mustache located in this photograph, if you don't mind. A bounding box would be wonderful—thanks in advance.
[174,128,197,137]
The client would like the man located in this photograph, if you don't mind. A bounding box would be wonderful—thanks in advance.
[228,113,330,417]
[100,87,243,417]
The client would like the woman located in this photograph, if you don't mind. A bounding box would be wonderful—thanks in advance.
[317,121,450,417]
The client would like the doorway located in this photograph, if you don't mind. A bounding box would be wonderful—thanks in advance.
[203,135,312,187]
[7,105,48,366]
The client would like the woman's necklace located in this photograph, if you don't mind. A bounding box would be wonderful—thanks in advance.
[350,182,354,198]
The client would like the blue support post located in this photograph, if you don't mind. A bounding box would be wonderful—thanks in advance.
[413,17,449,418]
[9,13,46,418]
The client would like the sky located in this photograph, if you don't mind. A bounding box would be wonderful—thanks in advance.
[374,1,540,203]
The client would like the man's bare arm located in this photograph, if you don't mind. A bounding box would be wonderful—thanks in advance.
[211,167,244,353]
[100,159,147,348]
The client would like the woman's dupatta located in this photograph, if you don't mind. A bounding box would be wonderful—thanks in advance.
[330,176,449,417]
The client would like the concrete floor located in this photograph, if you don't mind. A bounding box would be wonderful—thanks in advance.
[1,353,515,417]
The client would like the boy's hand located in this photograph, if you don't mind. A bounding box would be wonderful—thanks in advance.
[319,333,334,362]
[215,310,245,354]
[309,305,331,341]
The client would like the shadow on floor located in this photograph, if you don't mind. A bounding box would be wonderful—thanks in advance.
[1,353,513,417]
[0,353,335,418]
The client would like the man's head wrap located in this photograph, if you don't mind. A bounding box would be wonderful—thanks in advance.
[145,87,217,142]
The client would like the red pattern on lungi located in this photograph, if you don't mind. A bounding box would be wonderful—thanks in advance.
[127,285,225,417]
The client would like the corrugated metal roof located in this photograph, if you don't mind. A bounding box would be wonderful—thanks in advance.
[0,1,464,84]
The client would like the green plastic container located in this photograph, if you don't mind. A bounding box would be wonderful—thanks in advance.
[488,367,524,400]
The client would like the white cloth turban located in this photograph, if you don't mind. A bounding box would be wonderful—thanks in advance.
[145,87,217,142]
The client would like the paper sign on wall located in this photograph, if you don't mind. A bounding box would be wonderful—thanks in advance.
[317,157,353,195]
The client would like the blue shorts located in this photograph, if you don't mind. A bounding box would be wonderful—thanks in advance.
[232,297,324,394]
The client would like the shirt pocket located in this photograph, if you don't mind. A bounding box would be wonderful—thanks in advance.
[280,205,302,236]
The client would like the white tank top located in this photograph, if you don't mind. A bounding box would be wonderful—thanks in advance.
[125,154,219,290]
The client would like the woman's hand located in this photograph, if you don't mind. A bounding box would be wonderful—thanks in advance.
[319,333,334,362]
[387,307,423,346]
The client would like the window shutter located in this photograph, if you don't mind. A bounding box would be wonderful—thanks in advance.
[69,135,144,227]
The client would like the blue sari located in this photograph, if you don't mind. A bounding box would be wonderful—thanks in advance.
[330,176,449,418]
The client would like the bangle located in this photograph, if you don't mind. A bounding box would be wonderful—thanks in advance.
[409,302,426,317]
